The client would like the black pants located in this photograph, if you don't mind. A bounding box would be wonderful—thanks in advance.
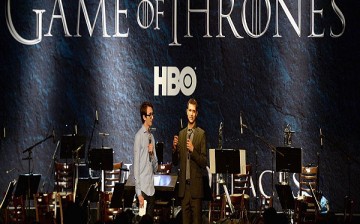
[181,183,202,224]
[141,191,155,218]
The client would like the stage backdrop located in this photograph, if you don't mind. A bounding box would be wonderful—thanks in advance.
[1,0,359,213]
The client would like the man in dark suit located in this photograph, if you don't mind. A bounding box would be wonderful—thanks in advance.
[172,98,207,224]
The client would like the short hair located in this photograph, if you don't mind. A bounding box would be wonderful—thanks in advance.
[140,101,153,123]
[187,98,198,111]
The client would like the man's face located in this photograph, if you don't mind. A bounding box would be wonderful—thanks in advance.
[143,106,154,127]
[187,103,198,124]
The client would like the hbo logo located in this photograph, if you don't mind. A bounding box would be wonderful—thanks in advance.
[154,66,197,96]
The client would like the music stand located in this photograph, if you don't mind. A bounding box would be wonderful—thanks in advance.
[14,174,41,197]
[80,181,100,207]
[209,149,246,174]
[275,184,295,210]
[209,149,246,218]
[0,180,16,209]
[276,147,302,173]
[110,183,125,208]
[88,147,113,171]
[60,135,87,159]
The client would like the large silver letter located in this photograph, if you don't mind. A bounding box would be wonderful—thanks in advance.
[330,0,345,38]
[185,0,212,38]
[242,0,271,38]
[169,0,181,46]
[155,0,164,30]
[114,0,128,37]
[308,0,324,37]
[217,0,243,38]
[76,0,110,37]
[6,0,45,45]
[274,0,301,37]
[45,0,71,37]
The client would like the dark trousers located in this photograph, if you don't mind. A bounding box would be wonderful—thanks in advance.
[141,191,155,218]
[181,183,202,224]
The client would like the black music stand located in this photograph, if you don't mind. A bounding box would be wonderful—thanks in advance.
[88,147,113,171]
[14,174,41,197]
[80,181,100,207]
[60,135,86,159]
[0,180,16,209]
[275,184,295,210]
[211,149,243,218]
[276,147,302,173]
[110,183,125,208]
[214,149,241,174]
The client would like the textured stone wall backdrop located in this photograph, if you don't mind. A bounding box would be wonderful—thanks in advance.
[0,0,359,212]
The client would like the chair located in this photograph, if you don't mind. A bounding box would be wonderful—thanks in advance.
[258,170,274,217]
[54,161,74,193]
[33,192,56,224]
[4,196,26,224]
[104,162,123,192]
[259,195,273,216]
[221,164,252,222]
[294,165,318,224]
[100,162,123,222]
[57,193,74,224]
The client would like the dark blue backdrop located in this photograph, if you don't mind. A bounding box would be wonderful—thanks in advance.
[1,0,359,212]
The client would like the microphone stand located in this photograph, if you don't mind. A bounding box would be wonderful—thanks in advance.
[240,123,284,209]
[320,133,359,222]
[22,133,54,216]
[41,140,60,193]
[87,118,98,164]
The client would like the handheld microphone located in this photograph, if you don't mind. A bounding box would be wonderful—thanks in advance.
[320,128,323,148]
[95,110,99,124]
[148,129,152,162]
[73,144,84,153]
[240,112,243,134]
[5,168,15,174]
[74,124,78,135]
[52,128,56,143]
[219,122,223,150]
[180,118,183,129]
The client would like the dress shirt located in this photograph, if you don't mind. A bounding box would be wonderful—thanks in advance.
[133,125,158,197]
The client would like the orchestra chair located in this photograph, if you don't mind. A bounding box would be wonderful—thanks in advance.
[56,193,74,224]
[104,162,123,192]
[259,195,273,216]
[0,180,17,224]
[221,164,252,222]
[208,194,222,223]
[101,162,123,222]
[258,170,274,217]
[4,196,26,224]
[294,165,318,224]
[54,161,74,193]
[33,192,56,224]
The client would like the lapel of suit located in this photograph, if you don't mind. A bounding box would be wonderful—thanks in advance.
[192,127,198,150]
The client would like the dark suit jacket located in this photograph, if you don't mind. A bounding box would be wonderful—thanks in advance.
[173,126,207,199]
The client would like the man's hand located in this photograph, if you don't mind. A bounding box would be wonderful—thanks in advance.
[148,143,154,156]
[187,139,194,153]
[172,135,178,152]
[138,194,144,208]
